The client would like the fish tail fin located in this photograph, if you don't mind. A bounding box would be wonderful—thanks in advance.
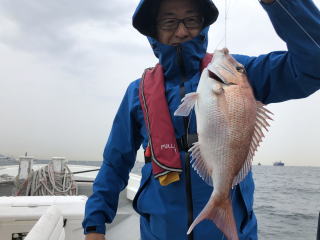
[187,196,239,240]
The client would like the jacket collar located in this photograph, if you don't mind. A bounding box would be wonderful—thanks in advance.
[147,27,210,82]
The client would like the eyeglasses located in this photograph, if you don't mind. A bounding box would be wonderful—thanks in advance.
[157,16,204,31]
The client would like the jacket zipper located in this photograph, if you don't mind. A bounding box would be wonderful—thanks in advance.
[177,45,194,240]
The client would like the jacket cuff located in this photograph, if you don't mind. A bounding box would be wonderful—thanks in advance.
[259,0,277,7]
[84,224,106,235]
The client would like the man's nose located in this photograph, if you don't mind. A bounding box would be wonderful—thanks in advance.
[175,22,189,39]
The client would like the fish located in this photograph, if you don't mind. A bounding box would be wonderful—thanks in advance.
[174,48,272,240]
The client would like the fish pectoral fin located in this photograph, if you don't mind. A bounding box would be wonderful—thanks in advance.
[174,92,198,117]
[189,142,213,186]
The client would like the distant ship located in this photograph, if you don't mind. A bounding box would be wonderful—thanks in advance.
[258,163,261,166]
[273,161,285,166]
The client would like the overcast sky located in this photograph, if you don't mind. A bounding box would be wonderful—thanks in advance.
[0,0,319,166]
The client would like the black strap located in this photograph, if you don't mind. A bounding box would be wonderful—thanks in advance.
[144,156,151,163]
[177,46,194,239]
[176,134,198,152]
[317,212,320,240]
[182,116,194,240]
[185,151,193,239]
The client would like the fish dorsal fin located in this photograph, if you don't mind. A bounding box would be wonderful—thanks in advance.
[232,102,273,187]
[174,92,198,117]
[189,142,213,186]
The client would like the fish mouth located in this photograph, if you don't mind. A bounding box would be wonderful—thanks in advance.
[208,69,237,86]
[208,70,228,85]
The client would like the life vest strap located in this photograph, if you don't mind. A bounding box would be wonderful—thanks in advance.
[176,134,198,152]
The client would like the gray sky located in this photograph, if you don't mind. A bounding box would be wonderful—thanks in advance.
[0,0,319,166]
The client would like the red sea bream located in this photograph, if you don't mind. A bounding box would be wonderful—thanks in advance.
[174,48,273,240]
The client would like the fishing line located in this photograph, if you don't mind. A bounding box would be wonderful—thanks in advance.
[224,0,233,47]
[214,0,233,51]
[213,1,318,239]
[224,0,227,47]
[275,0,320,49]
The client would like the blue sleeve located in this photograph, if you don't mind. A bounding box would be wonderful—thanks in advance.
[235,0,320,104]
[82,80,143,234]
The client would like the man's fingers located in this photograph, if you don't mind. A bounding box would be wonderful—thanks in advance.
[85,233,106,240]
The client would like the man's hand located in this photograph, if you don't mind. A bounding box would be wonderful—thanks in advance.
[260,0,275,3]
[85,233,106,240]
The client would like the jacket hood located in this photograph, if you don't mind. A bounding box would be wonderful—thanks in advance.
[132,0,219,38]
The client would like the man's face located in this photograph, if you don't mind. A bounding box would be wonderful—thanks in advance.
[156,0,203,46]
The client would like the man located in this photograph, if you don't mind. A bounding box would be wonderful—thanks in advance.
[83,0,320,239]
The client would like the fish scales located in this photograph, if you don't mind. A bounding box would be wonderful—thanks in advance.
[174,48,272,240]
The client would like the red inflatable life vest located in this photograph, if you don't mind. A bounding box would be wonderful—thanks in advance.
[139,53,213,185]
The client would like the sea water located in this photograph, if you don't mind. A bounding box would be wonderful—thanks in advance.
[253,166,320,240]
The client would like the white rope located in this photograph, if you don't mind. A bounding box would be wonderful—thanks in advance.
[15,163,77,196]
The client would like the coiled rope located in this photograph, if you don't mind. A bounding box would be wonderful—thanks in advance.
[15,163,77,196]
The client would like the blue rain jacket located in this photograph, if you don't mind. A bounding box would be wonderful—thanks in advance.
[83,0,320,239]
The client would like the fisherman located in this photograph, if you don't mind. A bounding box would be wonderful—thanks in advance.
[83,0,320,239]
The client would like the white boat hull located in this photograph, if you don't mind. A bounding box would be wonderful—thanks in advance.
[0,196,87,240]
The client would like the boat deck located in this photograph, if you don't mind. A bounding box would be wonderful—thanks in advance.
[0,164,142,240]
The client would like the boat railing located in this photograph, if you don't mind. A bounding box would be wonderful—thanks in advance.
[24,205,65,240]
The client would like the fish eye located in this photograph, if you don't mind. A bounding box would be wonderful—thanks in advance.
[236,65,246,73]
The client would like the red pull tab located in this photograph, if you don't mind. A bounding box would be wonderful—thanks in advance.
[145,146,151,157]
